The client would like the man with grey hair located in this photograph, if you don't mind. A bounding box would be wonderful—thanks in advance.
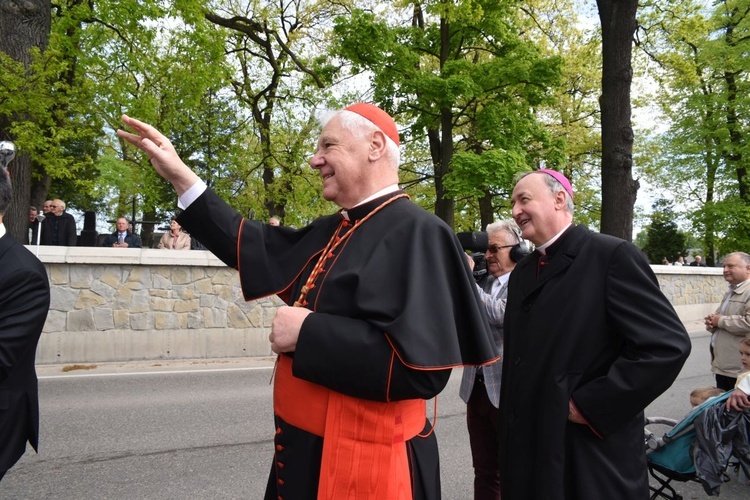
[116,103,497,499]
[0,163,50,481]
[705,251,750,390]
[498,169,691,500]
[40,198,77,246]
[460,219,523,500]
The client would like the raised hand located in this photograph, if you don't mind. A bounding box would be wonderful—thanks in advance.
[117,115,199,196]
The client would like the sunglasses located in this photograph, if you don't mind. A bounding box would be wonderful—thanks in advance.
[487,244,515,254]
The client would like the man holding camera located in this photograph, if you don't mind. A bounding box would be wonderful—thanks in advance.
[460,220,523,500]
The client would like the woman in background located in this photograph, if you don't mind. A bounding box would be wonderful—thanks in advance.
[158,217,191,250]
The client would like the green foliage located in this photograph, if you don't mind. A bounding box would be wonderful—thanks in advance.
[9,0,729,240]
[637,0,750,259]
[642,199,687,264]
[332,0,562,225]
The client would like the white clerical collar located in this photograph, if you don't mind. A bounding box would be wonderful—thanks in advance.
[352,185,400,208]
[0,222,5,239]
[536,223,573,255]
[341,184,400,220]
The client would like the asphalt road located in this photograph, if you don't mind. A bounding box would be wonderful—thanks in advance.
[1,329,748,499]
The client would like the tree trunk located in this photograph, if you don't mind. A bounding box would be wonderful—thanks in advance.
[479,190,494,230]
[432,15,455,229]
[0,0,51,241]
[597,0,639,241]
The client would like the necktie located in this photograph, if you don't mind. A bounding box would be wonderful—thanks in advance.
[118,233,124,244]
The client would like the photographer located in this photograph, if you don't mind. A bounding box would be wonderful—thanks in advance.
[459,220,527,499]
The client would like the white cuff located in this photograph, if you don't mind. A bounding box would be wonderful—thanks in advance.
[178,179,207,209]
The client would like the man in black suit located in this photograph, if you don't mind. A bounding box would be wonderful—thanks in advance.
[0,165,50,481]
[101,217,142,248]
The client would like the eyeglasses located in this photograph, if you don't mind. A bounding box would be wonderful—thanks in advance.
[487,244,515,254]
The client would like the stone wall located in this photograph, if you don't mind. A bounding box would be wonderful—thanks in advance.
[31,247,726,364]
[35,246,282,364]
[652,265,726,324]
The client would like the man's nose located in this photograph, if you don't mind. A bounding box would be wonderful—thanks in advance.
[309,151,323,169]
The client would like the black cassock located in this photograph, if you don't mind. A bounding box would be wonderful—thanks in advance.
[179,188,497,499]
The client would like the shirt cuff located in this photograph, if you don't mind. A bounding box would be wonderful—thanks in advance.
[178,179,207,209]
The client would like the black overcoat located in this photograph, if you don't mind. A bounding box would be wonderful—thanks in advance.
[498,225,691,499]
[0,233,50,478]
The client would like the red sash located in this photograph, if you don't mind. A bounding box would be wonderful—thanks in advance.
[274,354,426,499]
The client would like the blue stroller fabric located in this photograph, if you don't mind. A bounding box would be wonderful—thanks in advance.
[648,392,732,476]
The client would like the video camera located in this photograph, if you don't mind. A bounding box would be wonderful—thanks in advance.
[457,228,532,282]
[457,231,489,283]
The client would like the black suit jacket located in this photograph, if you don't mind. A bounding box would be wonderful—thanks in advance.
[101,231,142,248]
[0,232,50,477]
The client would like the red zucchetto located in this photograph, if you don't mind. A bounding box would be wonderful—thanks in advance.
[344,103,400,147]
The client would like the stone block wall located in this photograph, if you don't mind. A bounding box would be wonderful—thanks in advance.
[31,247,726,364]
[651,265,726,323]
[34,246,281,364]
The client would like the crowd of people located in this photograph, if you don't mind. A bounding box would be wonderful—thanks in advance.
[24,202,205,250]
[2,102,748,498]
[661,254,709,266]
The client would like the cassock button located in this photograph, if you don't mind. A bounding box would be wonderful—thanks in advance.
[278,479,284,485]
[509,414,516,423]
[277,461,284,469]
[523,304,531,312]
[514,357,521,366]
[276,444,284,452]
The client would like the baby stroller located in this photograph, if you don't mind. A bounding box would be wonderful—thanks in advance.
[645,391,750,499]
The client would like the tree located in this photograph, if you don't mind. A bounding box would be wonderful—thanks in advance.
[637,0,750,264]
[0,0,51,241]
[333,0,561,229]
[521,0,604,231]
[597,0,639,241]
[176,0,343,225]
[642,199,687,264]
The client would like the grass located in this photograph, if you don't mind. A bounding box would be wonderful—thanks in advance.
[61,364,98,372]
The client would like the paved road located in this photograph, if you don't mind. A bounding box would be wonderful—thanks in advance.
[1,329,748,499]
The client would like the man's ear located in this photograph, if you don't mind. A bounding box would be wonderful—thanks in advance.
[368,130,388,161]
[553,189,567,209]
